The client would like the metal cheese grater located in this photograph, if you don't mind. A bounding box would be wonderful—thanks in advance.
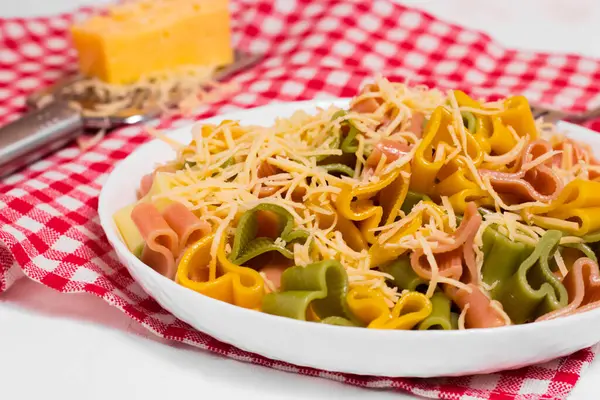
[0,50,263,179]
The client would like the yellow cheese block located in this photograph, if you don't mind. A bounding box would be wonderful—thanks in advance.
[71,0,234,84]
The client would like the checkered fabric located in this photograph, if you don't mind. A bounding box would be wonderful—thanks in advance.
[1,1,600,399]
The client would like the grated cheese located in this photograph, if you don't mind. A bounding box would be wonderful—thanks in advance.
[554,251,569,279]
[260,272,277,294]
[137,76,592,319]
[531,215,581,232]
[483,136,527,167]
[414,232,441,298]
[521,150,561,172]
[41,67,236,119]
[209,204,237,281]
[458,303,470,330]
[491,300,512,326]
[441,196,457,230]
[446,90,469,159]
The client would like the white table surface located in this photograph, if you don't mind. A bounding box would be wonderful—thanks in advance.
[2,1,600,399]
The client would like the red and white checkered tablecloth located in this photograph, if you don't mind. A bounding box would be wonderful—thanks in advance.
[1,1,600,398]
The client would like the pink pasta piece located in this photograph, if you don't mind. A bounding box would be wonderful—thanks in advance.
[137,164,178,199]
[409,202,509,328]
[138,173,154,199]
[365,139,412,170]
[445,283,510,329]
[537,257,600,322]
[409,112,424,139]
[261,265,286,290]
[256,160,302,199]
[410,202,481,284]
[552,138,596,167]
[254,210,282,239]
[480,140,563,204]
[259,255,293,292]
[162,202,211,253]
[480,168,562,204]
[523,140,554,166]
[411,248,463,282]
[131,202,178,280]
[552,138,600,181]
[350,84,381,114]
[256,160,306,200]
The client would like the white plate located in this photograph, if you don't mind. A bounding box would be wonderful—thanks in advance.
[98,99,600,378]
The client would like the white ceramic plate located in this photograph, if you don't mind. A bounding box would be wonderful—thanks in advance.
[98,99,600,378]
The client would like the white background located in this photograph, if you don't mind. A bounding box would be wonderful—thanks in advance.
[2,1,600,399]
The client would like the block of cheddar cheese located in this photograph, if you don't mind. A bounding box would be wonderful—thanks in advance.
[71,0,234,84]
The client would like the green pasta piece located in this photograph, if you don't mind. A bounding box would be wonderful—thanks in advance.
[400,191,431,215]
[418,292,455,330]
[319,163,355,177]
[582,230,600,243]
[329,110,361,154]
[380,256,428,292]
[229,203,308,265]
[579,231,600,262]
[340,124,360,153]
[495,230,568,324]
[450,312,459,330]
[232,237,293,265]
[316,111,358,164]
[262,260,358,324]
[562,242,598,263]
[263,291,320,320]
[328,109,361,154]
[480,225,534,298]
[461,111,476,133]
[320,316,357,327]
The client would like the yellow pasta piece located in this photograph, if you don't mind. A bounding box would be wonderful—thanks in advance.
[544,208,600,236]
[411,107,454,194]
[176,234,265,309]
[411,106,484,195]
[314,202,368,252]
[369,215,422,267]
[113,203,145,257]
[347,287,432,330]
[488,116,518,155]
[454,91,534,156]
[499,96,539,140]
[335,167,406,244]
[529,179,600,215]
[448,188,495,214]
[524,180,600,235]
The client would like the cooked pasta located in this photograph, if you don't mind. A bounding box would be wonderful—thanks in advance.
[113,76,600,329]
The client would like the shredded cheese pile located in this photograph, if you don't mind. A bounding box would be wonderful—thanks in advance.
[36,66,237,120]
[146,75,591,310]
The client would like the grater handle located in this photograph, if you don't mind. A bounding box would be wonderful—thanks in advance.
[0,101,84,179]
